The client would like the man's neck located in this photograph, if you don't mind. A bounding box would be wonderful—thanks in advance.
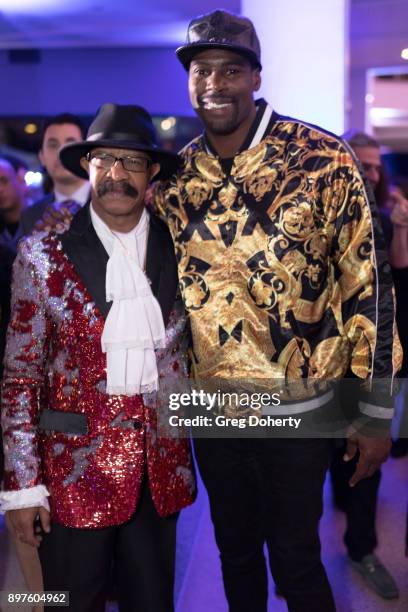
[206,105,257,159]
[54,179,86,198]
[93,204,143,233]
[2,204,21,225]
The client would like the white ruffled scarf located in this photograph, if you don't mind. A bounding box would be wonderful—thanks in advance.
[90,204,165,395]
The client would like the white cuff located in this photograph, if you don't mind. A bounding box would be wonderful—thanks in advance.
[0,485,50,512]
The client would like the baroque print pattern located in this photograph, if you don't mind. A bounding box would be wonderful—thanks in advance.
[154,113,401,384]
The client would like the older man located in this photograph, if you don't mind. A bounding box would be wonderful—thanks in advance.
[153,9,402,612]
[1,103,195,612]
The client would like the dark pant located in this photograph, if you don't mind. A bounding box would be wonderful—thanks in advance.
[330,442,380,561]
[38,482,178,612]
[194,437,335,612]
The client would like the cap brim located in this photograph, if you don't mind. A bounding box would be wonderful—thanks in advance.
[59,140,182,182]
[176,42,262,71]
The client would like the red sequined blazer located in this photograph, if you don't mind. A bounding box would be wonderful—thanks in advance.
[1,205,196,528]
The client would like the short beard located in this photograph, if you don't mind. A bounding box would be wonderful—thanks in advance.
[204,119,240,135]
[196,107,241,136]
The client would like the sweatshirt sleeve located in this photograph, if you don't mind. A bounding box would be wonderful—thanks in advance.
[329,144,402,428]
[1,237,52,492]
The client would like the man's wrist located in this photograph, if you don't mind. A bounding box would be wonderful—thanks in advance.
[0,485,50,512]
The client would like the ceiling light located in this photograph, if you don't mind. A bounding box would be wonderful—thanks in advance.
[161,118,175,131]
[401,48,408,60]
[24,123,38,135]
[25,171,43,187]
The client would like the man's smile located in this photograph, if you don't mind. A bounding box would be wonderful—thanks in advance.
[200,97,235,111]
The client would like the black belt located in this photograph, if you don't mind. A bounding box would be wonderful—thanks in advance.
[39,409,88,435]
[38,410,144,435]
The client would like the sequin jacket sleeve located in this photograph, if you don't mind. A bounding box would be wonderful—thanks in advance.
[330,144,402,422]
[1,236,52,491]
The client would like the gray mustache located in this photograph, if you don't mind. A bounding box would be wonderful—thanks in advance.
[97,179,139,198]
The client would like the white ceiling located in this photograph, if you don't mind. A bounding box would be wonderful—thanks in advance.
[0,0,240,49]
[0,0,407,69]
[0,0,407,61]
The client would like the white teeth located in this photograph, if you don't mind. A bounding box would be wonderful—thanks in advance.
[203,102,231,110]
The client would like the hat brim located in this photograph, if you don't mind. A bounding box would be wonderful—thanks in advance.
[59,139,181,182]
[176,42,262,71]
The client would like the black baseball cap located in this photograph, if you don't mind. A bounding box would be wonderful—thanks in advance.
[176,9,262,71]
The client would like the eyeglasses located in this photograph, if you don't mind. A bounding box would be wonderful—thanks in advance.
[87,152,151,173]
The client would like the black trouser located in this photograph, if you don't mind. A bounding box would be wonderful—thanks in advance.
[194,437,335,612]
[38,481,178,612]
[330,441,380,561]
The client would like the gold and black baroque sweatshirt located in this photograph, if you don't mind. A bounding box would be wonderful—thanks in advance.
[153,99,402,422]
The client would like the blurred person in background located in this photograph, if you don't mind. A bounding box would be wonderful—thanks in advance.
[20,113,90,235]
[0,155,44,607]
[388,175,408,268]
[0,243,14,492]
[0,154,27,252]
[387,175,408,457]
[330,131,402,600]
[343,132,389,207]
[0,243,14,379]
[341,139,408,456]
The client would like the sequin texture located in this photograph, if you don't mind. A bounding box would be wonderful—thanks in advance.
[1,233,196,528]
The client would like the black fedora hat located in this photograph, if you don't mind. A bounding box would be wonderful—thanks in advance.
[176,9,261,71]
[59,103,181,181]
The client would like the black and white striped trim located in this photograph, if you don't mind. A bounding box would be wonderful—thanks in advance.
[248,103,273,149]
[202,100,274,155]
[359,402,394,420]
[262,389,334,415]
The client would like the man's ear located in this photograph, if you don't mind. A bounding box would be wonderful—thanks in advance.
[149,162,161,182]
[38,149,44,166]
[253,69,262,92]
[16,167,26,185]
[80,157,89,174]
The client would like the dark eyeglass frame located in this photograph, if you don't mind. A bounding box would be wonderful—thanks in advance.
[86,151,152,173]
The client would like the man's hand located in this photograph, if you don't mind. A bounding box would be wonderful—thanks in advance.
[390,203,408,228]
[344,434,391,487]
[6,506,51,548]
[390,189,408,227]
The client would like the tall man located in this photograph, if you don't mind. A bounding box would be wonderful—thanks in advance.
[153,10,401,612]
[20,113,90,235]
[1,104,196,612]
